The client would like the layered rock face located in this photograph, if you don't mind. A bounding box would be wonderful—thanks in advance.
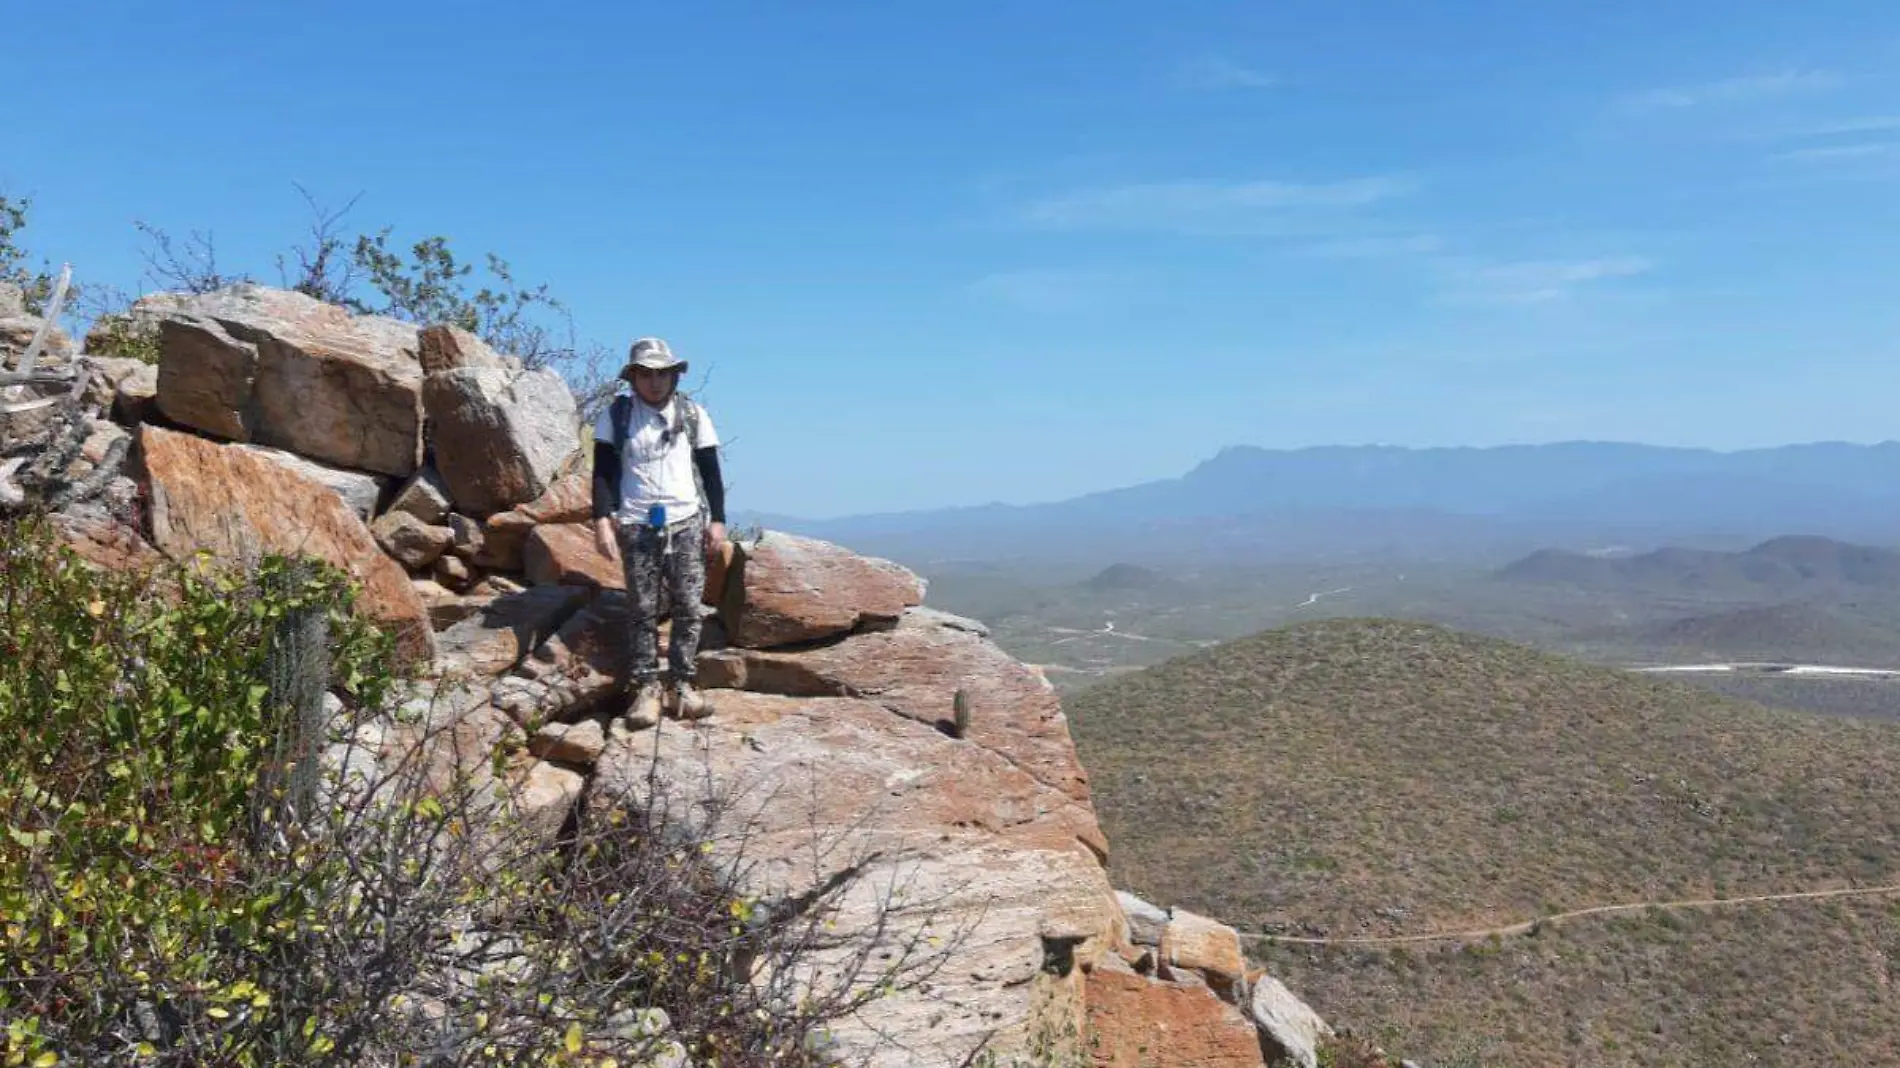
[136,424,435,662]
[20,283,1334,1067]
[147,285,429,476]
[36,285,613,660]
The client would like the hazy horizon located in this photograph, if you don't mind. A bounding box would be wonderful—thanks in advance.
[747,436,1900,522]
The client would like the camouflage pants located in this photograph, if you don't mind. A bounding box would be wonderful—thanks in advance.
[616,514,707,684]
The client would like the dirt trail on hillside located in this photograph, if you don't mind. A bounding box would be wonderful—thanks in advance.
[1241,882,1900,946]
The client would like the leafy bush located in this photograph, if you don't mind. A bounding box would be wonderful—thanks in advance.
[80,313,164,365]
[0,515,395,1063]
[350,229,566,367]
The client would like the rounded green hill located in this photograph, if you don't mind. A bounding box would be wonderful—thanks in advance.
[1068,617,1900,1066]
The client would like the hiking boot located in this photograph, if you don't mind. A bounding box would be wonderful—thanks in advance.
[669,681,712,721]
[622,680,663,730]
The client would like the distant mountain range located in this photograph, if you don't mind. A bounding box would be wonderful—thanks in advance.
[741,441,1900,568]
[1499,535,1900,595]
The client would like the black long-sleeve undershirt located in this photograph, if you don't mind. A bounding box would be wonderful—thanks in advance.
[591,441,726,525]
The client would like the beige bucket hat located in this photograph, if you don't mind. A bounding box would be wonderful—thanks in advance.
[620,336,688,380]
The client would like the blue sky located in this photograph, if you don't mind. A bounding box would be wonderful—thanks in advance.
[8,1,1900,517]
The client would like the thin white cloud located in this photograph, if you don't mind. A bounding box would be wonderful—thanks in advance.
[1794,115,1900,137]
[1302,234,1444,260]
[967,268,1141,313]
[1775,141,1897,162]
[1179,56,1278,90]
[1022,176,1411,234]
[1441,256,1654,305]
[1619,68,1840,112]
[1759,112,1900,168]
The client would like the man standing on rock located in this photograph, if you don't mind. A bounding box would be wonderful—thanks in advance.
[592,337,728,725]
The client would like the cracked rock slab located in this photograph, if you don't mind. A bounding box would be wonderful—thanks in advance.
[590,690,1117,1068]
[697,607,1096,823]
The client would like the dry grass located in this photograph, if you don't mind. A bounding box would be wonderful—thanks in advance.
[1067,618,1900,1067]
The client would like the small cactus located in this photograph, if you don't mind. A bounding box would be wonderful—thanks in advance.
[952,688,971,739]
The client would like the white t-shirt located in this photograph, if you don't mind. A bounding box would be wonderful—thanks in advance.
[593,394,720,524]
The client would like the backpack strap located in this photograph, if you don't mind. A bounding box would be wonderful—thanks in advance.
[672,394,702,451]
[674,395,707,509]
[609,394,633,455]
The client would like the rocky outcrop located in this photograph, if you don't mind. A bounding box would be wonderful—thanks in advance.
[593,687,1115,1066]
[4,282,1336,1067]
[26,283,610,649]
[595,533,1321,1066]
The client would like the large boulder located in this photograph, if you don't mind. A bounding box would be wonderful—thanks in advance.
[0,281,22,318]
[147,285,425,477]
[153,316,254,440]
[727,532,925,648]
[133,424,434,663]
[422,366,578,517]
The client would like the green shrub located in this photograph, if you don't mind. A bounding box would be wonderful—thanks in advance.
[0,516,954,1066]
[83,314,163,365]
[0,515,396,1064]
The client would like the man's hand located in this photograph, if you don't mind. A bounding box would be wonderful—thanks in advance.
[595,518,618,560]
[705,521,728,558]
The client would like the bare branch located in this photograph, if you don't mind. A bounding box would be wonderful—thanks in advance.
[135,220,247,294]
[276,183,363,305]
